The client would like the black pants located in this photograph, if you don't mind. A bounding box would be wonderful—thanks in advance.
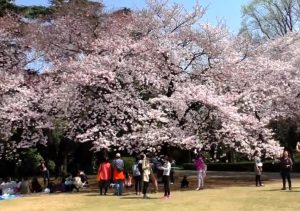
[281,171,291,189]
[99,180,109,195]
[65,184,78,192]
[142,181,149,195]
[163,175,170,196]
[170,170,175,183]
[255,175,262,186]
[43,170,50,187]
[134,176,142,193]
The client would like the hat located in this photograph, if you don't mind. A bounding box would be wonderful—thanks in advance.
[257,162,263,167]
[116,153,121,158]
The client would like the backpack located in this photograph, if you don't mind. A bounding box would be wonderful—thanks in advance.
[132,164,141,176]
[116,165,123,172]
[114,160,124,172]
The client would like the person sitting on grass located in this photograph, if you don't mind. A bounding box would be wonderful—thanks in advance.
[79,170,88,187]
[73,173,83,192]
[30,177,42,193]
[0,177,18,195]
[64,174,74,192]
[18,177,31,194]
[180,175,189,189]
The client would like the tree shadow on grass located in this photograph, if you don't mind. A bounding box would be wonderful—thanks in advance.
[84,193,131,197]
[260,188,300,192]
[120,196,161,200]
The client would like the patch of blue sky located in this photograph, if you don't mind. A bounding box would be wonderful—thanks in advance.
[25,49,52,73]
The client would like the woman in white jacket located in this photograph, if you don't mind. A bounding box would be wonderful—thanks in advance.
[142,154,151,199]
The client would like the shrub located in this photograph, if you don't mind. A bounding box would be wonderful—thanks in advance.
[122,157,135,173]
[18,148,44,176]
[110,156,135,174]
[47,160,56,174]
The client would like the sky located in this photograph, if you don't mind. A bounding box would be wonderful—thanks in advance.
[15,0,250,33]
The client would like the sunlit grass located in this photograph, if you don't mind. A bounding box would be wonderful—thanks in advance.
[1,179,300,211]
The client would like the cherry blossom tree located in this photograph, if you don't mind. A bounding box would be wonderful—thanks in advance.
[4,0,300,160]
[0,14,53,159]
[43,0,284,158]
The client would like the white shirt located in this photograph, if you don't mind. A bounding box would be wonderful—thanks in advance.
[161,161,171,176]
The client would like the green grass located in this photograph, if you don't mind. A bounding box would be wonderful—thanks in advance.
[1,180,300,211]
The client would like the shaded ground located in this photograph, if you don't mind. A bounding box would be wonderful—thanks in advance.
[84,170,300,193]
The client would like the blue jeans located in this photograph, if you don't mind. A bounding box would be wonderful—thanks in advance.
[114,180,123,195]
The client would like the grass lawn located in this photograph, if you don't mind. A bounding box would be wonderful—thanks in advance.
[1,178,300,211]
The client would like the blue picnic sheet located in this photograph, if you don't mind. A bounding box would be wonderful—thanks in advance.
[0,194,18,200]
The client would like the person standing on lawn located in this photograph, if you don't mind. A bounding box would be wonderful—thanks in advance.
[113,153,125,196]
[194,153,206,190]
[149,154,158,193]
[160,156,172,199]
[132,156,142,195]
[253,150,263,187]
[97,156,112,195]
[142,154,151,199]
[280,150,293,191]
[39,160,50,188]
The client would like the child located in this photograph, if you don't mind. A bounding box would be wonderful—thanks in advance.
[124,173,133,188]
[180,175,189,188]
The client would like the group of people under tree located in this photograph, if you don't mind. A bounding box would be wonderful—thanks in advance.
[99,145,300,197]
[0,161,50,196]
[2,141,300,197]
[0,176,43,195]
[97,153,171,199]
[2,160,89,195]
[96,152,207,199]
[39,160,88,193]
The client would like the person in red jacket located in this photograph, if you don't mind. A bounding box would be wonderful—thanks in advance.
[97,157,112,195]
[113,153,125,196]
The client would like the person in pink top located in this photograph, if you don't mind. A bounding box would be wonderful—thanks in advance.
[97,157,112,195]
[194,153,206,190]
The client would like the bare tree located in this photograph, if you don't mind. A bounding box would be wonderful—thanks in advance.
[241,0,300,39]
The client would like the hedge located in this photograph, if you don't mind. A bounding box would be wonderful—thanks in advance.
[182,161,300,172]
[110,157,135,174]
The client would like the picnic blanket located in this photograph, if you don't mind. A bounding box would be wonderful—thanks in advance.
[0,194,18,200]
